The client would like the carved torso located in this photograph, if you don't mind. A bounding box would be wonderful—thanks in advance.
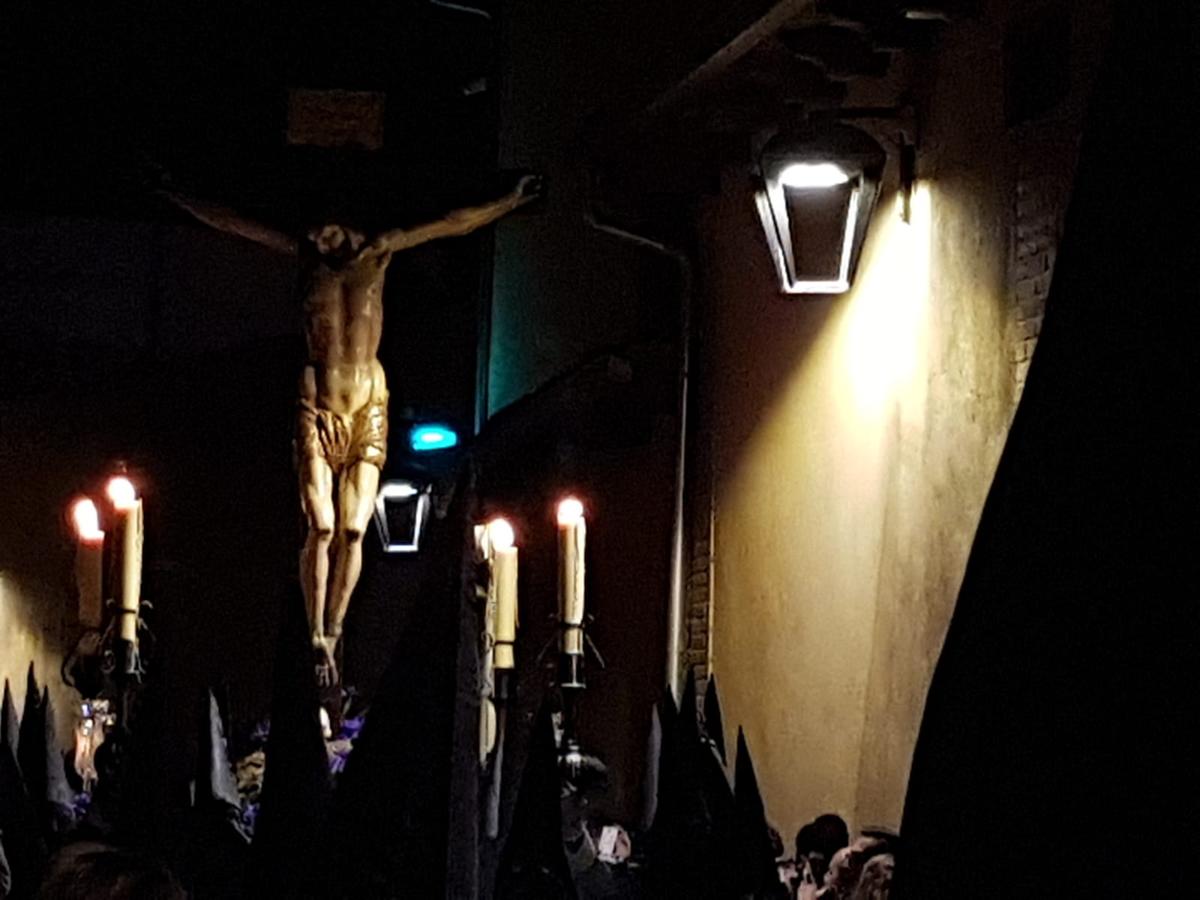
[299,242,391,415]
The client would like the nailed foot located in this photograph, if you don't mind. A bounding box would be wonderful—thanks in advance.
[313,636,339,689]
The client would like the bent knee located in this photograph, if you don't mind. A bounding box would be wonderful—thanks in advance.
[339,527,365,545]
[307,523,335,542]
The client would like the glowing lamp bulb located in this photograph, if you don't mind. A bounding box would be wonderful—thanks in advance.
[71,498,104,541]
[379,481,418,499]
[487,518,515,552]
[409,424,459,452]
[105,476,138,510]
[556,497,584,526]
[778,162,850,189]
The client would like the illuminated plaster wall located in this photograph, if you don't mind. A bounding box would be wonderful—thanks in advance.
[0,570,75,744]
[699,23,1034,834]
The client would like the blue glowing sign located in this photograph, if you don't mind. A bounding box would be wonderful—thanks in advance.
[409,424,459,452]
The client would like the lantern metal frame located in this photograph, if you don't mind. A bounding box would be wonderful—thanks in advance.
[373,478,431,553]
[755,122,887,295]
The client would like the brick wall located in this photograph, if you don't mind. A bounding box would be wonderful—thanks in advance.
[682,378,715,694]
[1010,128,1079,397]
[1004,0,1102,400]
[684,521,713,685]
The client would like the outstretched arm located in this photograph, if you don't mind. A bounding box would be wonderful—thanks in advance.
[371,175,542,254]
[159,189,298,256]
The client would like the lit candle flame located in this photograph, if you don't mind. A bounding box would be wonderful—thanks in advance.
[105,476,138,510]
[71,498,104,542]
[487,518,515,553]
[556,497,584,526]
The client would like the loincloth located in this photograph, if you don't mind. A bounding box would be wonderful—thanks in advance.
[296,393,389,473]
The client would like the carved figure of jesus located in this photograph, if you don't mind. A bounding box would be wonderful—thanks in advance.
[163,176,540,683]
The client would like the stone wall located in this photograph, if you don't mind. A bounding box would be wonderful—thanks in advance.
[690,0,1108,837]
[0,570,75,746]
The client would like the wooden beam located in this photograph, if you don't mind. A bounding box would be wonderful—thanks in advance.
[645,0,817,116]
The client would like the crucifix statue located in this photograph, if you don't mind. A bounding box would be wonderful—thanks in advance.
[161,175,541,685]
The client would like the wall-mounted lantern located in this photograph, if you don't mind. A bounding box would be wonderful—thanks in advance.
[373,479,431,553]
[755,123,886,295]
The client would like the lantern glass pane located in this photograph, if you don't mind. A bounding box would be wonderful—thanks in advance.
[784,183,855,282]
[373,480,430,553]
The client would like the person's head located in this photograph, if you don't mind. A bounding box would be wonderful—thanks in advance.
[812,814,850,857]
[796,813,850,884]
[849,835,887,862]
[38,842,185,900]
[850,853,894,900]
[824,846,868,898]
[795,854,822,895]
[858,829,898,861]
[796,814,849,860]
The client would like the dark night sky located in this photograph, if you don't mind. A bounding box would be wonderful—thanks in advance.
[1,2,501,218]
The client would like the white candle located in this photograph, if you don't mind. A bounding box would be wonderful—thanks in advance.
[121,500,143,643]
[493,545,518,670]
[480,518,520,765]
[71,498,105,629]
[483,518,518,671]
[107,477,142,644]
[556,498,586,655]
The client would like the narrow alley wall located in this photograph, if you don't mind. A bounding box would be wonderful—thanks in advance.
[697,1,1105,835]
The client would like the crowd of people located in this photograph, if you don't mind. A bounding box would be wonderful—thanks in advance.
[770,814,896,900]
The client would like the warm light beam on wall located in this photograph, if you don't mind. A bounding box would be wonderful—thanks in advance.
[842,186,932,418]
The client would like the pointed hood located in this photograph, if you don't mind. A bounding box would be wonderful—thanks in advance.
[1,678,47,895]
[197,688,241,810]
[247,586,332,896]
[1,679,18,762]
[649,683,682,834]
[702,674,726,765]
[17,667,45,809]
[640,700,663,831]
[900,5,1193,896]
[733,727,779,895]
[647,673,737,897]
[655,685,679,806]
[42,688,74,808]
[659,683,679,732]
[677,668,699,745]
[1,689,29,811]
[494,698,576,899]
[188,688,250,898]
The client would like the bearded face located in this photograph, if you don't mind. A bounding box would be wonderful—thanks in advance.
[310,224,365,258]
